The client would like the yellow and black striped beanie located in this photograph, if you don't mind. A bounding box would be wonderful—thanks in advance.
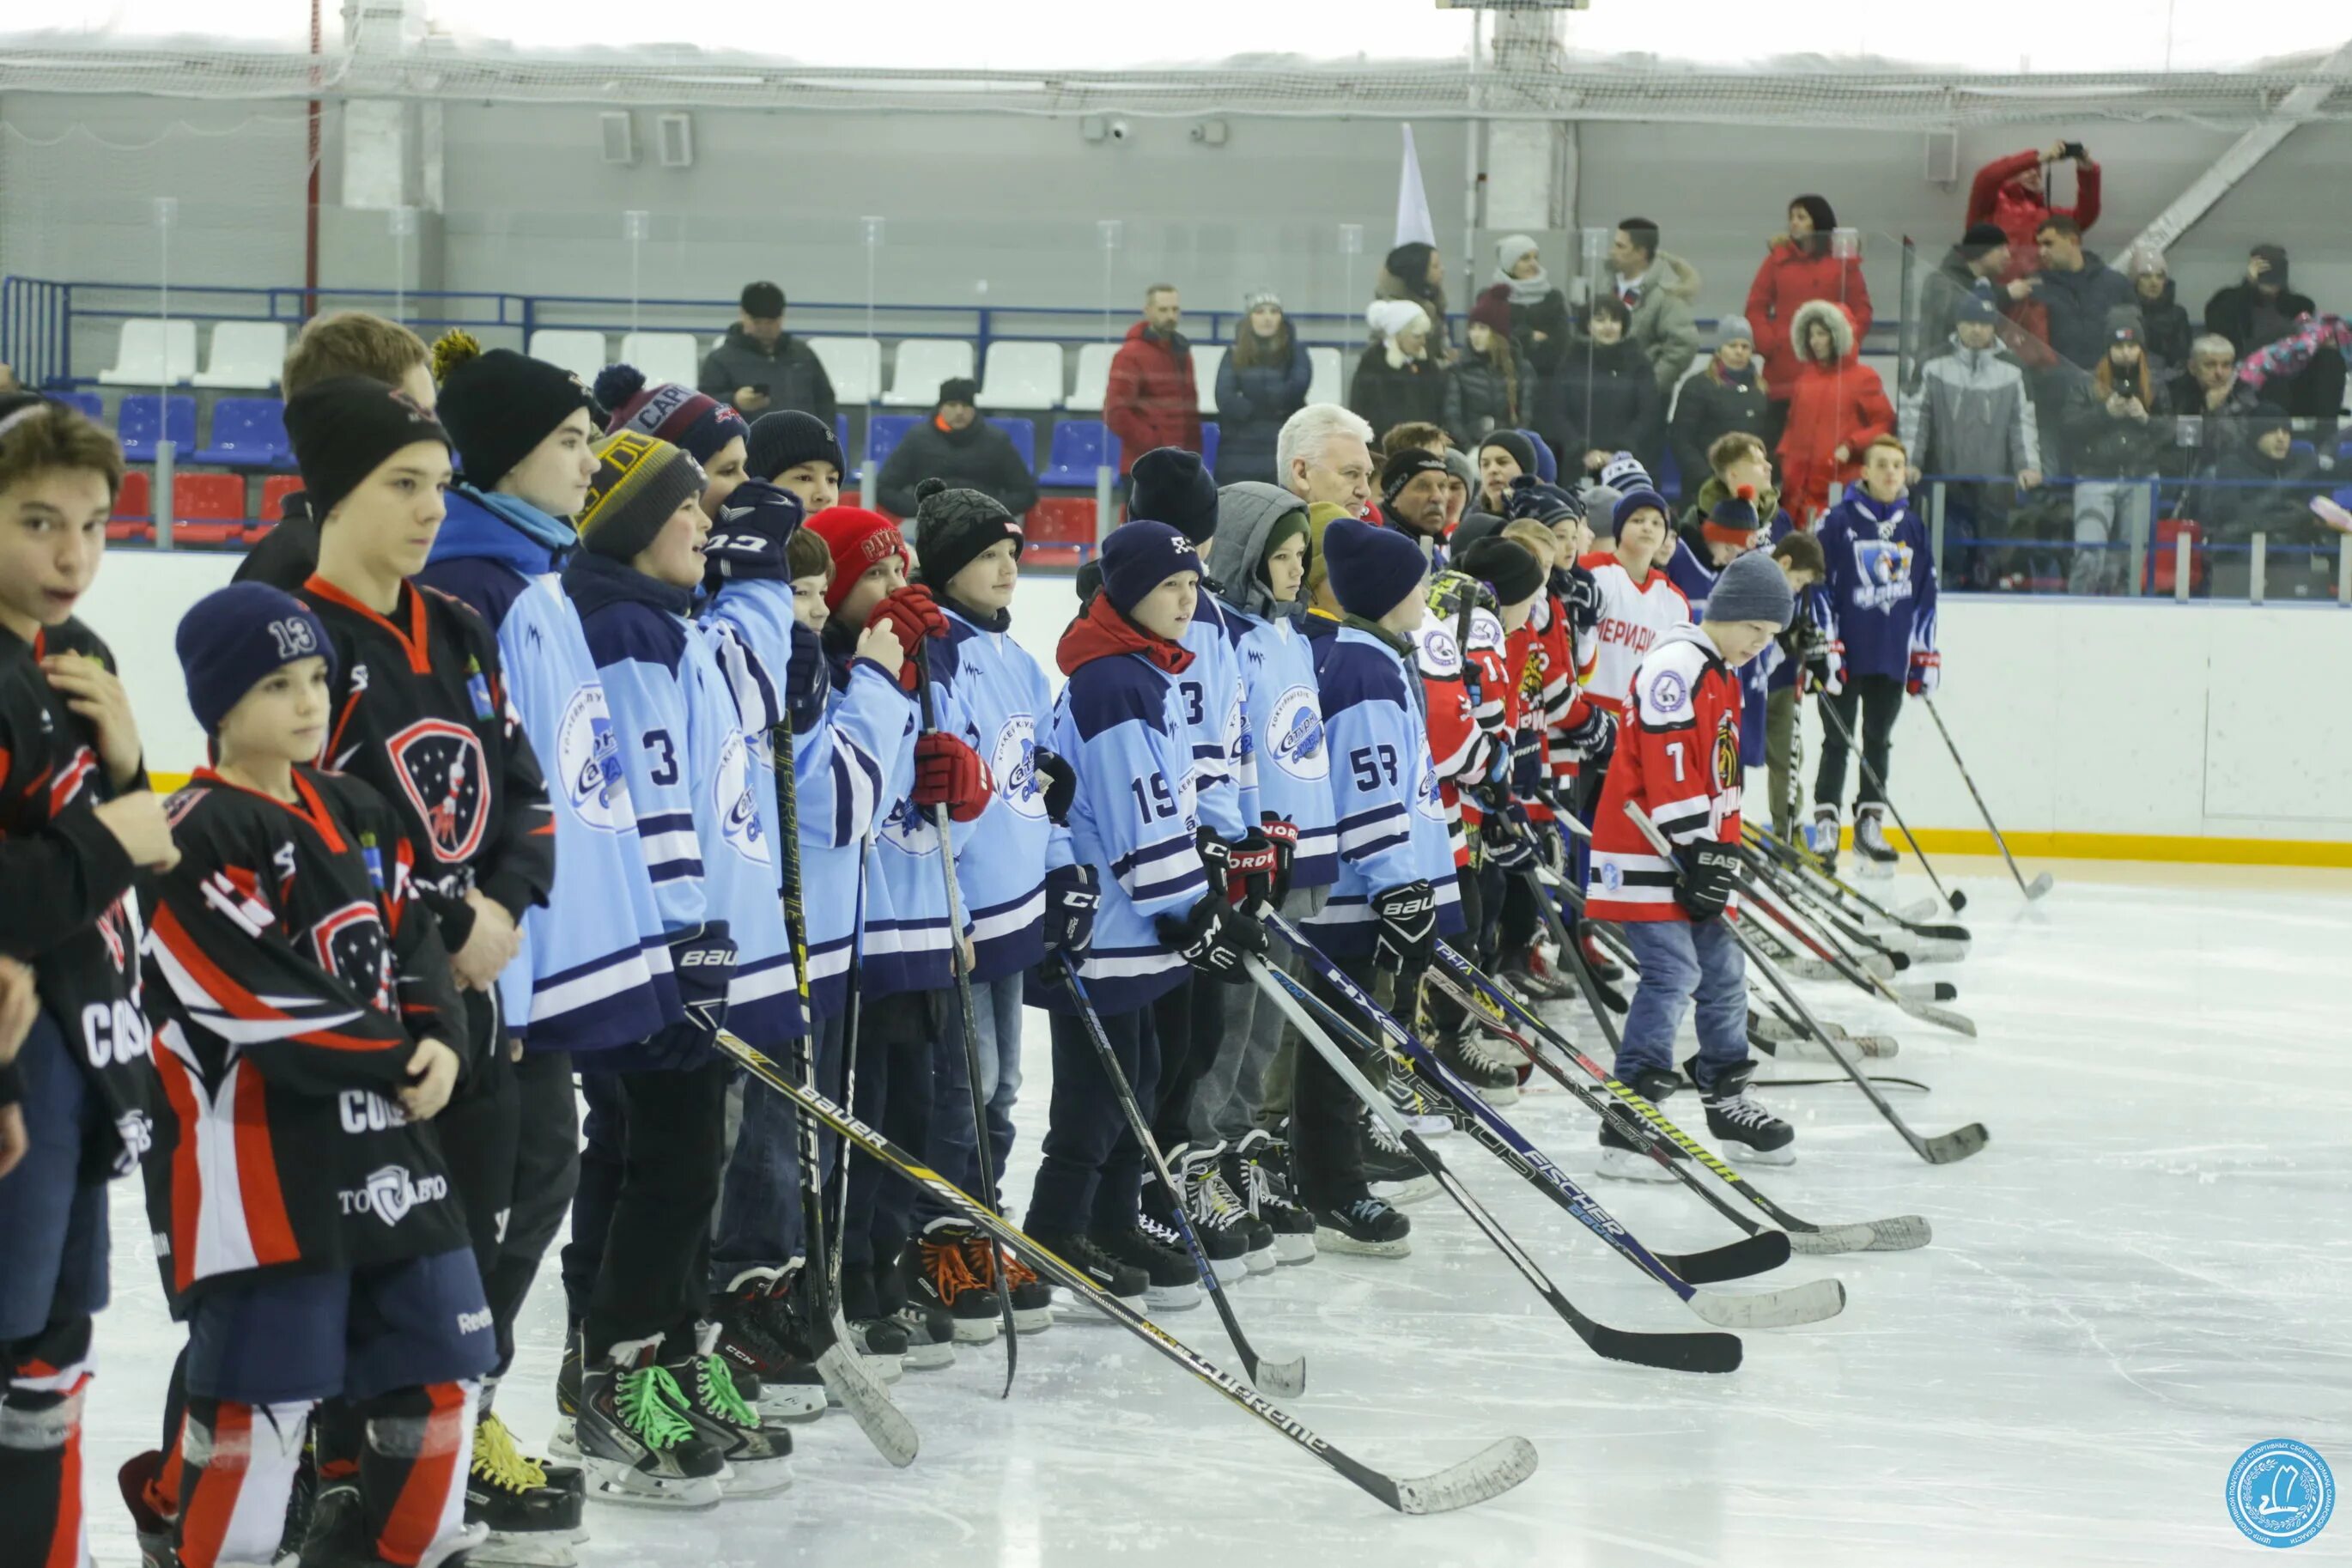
[580,430,704,562]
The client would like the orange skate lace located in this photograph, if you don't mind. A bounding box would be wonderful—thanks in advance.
[922,1234,988,1305]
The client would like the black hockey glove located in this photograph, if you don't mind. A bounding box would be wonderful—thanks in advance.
[1560,563,1602,641]
[1257,813,1299,904]
[1033,746,1077,825]
[1371,880,1439,974]
[1195,825,1231,894]
[1223,830,1279,909]
[1672,842,1741,923]
[1562,703,1616,765]
[784,621,829,735]
[1482,804,1536,872]
[1156,895,1268,983]
[658,924,738,1059]
[1042,862,1098,959]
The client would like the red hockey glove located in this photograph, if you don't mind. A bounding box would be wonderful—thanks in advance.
[866,585,946,691]
[912,732,994,823]
[1906,648,1941,698]
[1222,830,1279,909]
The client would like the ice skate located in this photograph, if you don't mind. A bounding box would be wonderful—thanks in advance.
[1309,1194,1413,1258]
[566,1346,726,1511]
[660,1327,793,1498]
[1689,1056,1796,1165]
[1234,1128,1317,1266]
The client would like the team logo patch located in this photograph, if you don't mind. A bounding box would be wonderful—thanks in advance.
[1712,714,1741,791]
[1264,685,1328,781]
[556,686,628,832]
[313,901,394,1012]
[1599,861,1624,892]
[1419,627,1461,678]
[713,731,769,865]
[1648,669,1689,714]
[387,720,489,863]
[993,714,1045,820]
[1413,755,1446,821]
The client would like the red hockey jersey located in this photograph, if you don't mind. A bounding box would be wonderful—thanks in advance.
[144,766,470,1301]
[1585,626,1743,925]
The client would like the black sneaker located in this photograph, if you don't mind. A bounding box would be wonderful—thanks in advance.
[659,1328,793,1498]
[1688,1055,1796,1165]
[909,1219,1003,1344]
[1309,1194,1412,1258]
[1233,1130,1316,1266]
[1093,1224,1204,1312]
[1025,1227,1147,1307]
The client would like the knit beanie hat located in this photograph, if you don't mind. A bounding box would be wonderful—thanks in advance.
[1128,447,1221,546]
[594,365,747,467]
[1521,428,1558,483]
[913,477,1023,593]
[1599,452,1653,495]
[1366,299,1429,344]
[1442,447,1475,495]
[1449,512,1506,556]
[2106,307,2144,346]
[1704,484,1764,546]
[1958,285,2002,326]
[1583,483,1623,538]
[1505,476,1584,526]
[1705,548,1795,631]
[577,431,704,562]
[1303,501,1352,603]
[1960,222,2009,257]
[1384,241,1437,293]
[1457,537,1543,610]
[176,583,337,735]
[702,477,804,587]
[1468,289,1514,336]
[1717,315,1756,349]
[1495,234,1540,275]
[429,331,598,489]
[283,375,453,524]
[1098,520,1201,618]
[805,506,909,612]
[1613,487,1670,535]
[1243,289,1281,313]
[1479,429,1536,479]
[1380,447,1449,507]
[1323,517,1428,622]
[936,376,980,410]
[745,410,845,483]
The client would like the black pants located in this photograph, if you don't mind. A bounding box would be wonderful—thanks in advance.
[1293,952,1383,1207]
[435,988,517,1299]
[568,1059,731,1364]
[1028,1004,1158,1236]
[1147,972,1225,1153]
[1814,673,1905,811]
[831,991,936,1296]
[1427,863,1489,1037]
[482,1048,579,1378]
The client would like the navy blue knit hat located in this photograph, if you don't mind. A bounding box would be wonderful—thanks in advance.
[1505,476,1585,526]
[1099,520,1201,617]
[1128,446,1221,546]
[1613,487,1671,534]
[177,583,336,734]
[1323,516,1428,620]
[745,410,845,484]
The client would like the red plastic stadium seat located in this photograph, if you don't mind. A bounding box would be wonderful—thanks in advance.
[174,473,246,520]
[1026,496,1097,544]
[112,470,151,520]
[259,474,304,521]
[2149,518,2206,593]
[106,520,155,544]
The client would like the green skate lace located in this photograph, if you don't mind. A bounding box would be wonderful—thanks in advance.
[617,1364,698,1449]
[699,1355,761,1427]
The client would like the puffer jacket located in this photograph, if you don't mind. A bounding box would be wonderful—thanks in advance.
[1214,334,1314,485]
[1443,345,1527,446]
[1745,237,1873,403]
[2132,277,2194,369]
[1556,336,1664,478]
[1104,321,1203,474]
[2059,362,2171,479]
[1776,300,1895,517]
[2033,252,2136,373]
[1899,337,2041,480]
[1349,343,1449,442]
[696,325,838,423]
[1668,355,1771,490]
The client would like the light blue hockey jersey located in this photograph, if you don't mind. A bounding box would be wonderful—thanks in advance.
[938,602,1054,984]
[1231,611,1337,890]
[1177,597,1254,840]
[1304,624,1468,958]
[566,552,802,1045]
[842,623,972,999]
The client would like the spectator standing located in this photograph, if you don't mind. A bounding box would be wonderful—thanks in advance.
[1350,301,1449,444]
[1918,224,2046,370]
[2027,216,2135,374]
[874,376,1039,519]
[1214,291,1314,485]
[1485,234,1572,450]
[1745,195,1873,438]
[2167,333,2267,477]
[1446,291,1526,444]
[1277,404,1377,516]
[1603,219,1703,393]
[1559,297,1664,483]
[1669,315,1771,491]
[2130,252,2193,371]
[1376,242,1451,357]
[2204,244,2344,422]
[1966,141,2102,286]
[1776,300,1894,523]
[1899,289,2044,587]
[698,281,838,425]
[1104,284,1202,475]
[2058,311,2169,595]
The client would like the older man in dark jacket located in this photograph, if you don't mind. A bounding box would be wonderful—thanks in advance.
[698,280,839,424]
[874,377,1037,519]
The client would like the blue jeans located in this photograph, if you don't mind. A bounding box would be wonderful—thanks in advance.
[918,973,1025,1218]
[1616,918,1750,1085]
[710,1011,847,1290]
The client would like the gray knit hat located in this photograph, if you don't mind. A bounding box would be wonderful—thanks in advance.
[1717,314,1757,349]
[1705,549,1794,630]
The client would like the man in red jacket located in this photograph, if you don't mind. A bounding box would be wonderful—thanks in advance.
[1105,284,1202,475]
[1966,141,2101,289]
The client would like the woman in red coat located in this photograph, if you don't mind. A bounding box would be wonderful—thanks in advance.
[1775,299,1893,525]
[1744,195,1872,438]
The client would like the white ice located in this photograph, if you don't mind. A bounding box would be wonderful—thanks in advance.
[76,859,2352,1567]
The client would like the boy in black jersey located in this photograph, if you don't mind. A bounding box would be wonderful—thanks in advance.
[149,581,492,1568]
[0,394,177,1568]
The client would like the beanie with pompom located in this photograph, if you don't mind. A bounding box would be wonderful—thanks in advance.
[432,330,599,490]
[594,363,746,468]
[910,476,1023,602]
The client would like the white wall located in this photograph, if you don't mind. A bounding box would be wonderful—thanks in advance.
[91,547,2352,848]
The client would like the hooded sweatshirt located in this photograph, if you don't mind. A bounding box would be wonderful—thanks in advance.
[1205,483,1337,890]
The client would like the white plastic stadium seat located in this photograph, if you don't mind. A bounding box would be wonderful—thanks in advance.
[618,331,702,390]
[526,329,610,384]
[808,337,882,405]
[882,339,977,408]
[97,319,198,386]
[1307,346,1344,407]
[1067,343,1118,414]
[1190,343,1225,413]
[192,320,290,389]
[976,342,1064,409]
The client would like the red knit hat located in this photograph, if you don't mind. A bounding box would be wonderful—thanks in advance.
[1469,286,1514,336]
[805,505,909,611]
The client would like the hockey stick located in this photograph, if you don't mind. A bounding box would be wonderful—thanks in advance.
[1243,957,1742,1375]
[911,641,1019,1389]
[715,1028,1536,1514]
[1426,949,1928,1253]
[1746,823,1970,946]
[828,830,866,1298]
[1813,693,1966,914]
[1743,839,1967,969]
[1055,965,1305,1397]
[1733,848,1977,1037]
[1626,804,1989,1165]
[1921,694,2053,901]
[769,706,919,1466]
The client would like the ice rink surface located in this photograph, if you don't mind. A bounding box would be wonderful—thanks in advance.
[78,858,2352,1568]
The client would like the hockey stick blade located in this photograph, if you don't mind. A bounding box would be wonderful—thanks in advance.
[1887,981,1960,1005]
[1687,1277,1848,1329]
[1381,1437,1541,1516]
[811,1343,919,1467]
[1903,939,1972,965]
[1892,897,1942,923]
[2026,871,2056,900]
[1917,1121,1992,1164]
[1898,996,1978,1037]
[1653,1230,1791,1285]
[1787,1214,1933,1254]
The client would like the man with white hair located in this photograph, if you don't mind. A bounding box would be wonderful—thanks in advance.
[1277,404,1377,517]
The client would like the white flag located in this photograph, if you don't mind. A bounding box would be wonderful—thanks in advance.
[1395,125,1437,249]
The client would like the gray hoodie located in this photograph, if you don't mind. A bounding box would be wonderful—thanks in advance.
[1207,482,1310,623]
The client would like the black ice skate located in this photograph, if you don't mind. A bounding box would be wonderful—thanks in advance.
[1595,1117,1680,1183]
[1024,1227,1148,1307]
[1181,1140,1273,1275]
[1855,805,1899,865]
[711,1271,827,1419]
[1688,1056,1796,1165]
[660,1327,793,1498]
[1148,1150,1248,1285]
[1807,805,1842,874]
[467,1410,585,1566]
[565,1344,726,1511]
[1233,1129,1316,1266]
[909,1219,1004,1344]
[1309,1194,1412,1258]
[1095,1223,1205,1311]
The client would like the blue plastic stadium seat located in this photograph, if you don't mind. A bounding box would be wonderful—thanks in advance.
[1041,419,1109,487]
[2288,438,2316,460]
[195,397,290,468]
[117,394,197,463]
[1200,422,1219,471]
[866,415,921,472]
[1657,444,1683,501]
[52,392,102,421]
[988,416,1037,473]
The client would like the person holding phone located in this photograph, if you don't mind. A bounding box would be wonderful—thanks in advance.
[1966,140,2101,295]
[698,282,839,426]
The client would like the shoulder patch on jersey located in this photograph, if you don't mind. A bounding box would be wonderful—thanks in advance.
[1647,667,1689,714]
[1415,625,1462,679]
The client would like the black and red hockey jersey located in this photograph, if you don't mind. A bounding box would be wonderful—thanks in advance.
[143,765,470,1301]
[296,575,556,992]
[0,617,154,1181]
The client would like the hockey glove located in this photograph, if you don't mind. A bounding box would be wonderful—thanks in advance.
[1906,648,1941,697]
[1033,746,1077,824]
[1042,862,1099,958]
[1560,564,1602,641]
[1371,880,1439,974]
[1155,895,1269,983]
[911,732,994,823]
[1561,703,1616,765]
[1257,812,1299,904]
[1671,841,1741,923]
[866,585,946,691]
[702,480,804,582]
[1195,825,1232,893]
[784,621,830,735]
[1481,804,1537,872]
[659,924,738,1060]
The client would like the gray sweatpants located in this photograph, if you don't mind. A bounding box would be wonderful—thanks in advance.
[1188,884,1327,1147]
